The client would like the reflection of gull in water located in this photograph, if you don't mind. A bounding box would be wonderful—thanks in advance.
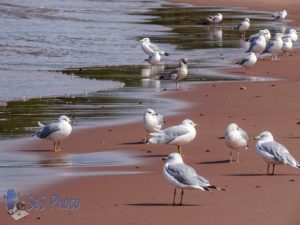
[199,13,223,25]
[254,131,300,175]
[262,33,283,60]
[141,78,161,90]
[141,64,165,78]
[234,18,250,37]
[163,153,224,206]
[33,115,73,152]
[272,10,287,21]
[236,52,257,74]
[160,57,188,89]
[284,29,298,42]
[225,123,249,163]
[148,119,197,155]
[206,27,223,46]
[140,37,169,57]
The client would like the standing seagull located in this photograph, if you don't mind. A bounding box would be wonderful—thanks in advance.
[163,153,224,206]
[254,131,300,175]
[199,13,223,25]
[145,51,161,67]
[148,119,197,155]
[282,37,293,56]
[247,29,271,43]
[140,37,169,57]
[234,18,250,37]
[143,108,164,138]
[33,115,73,152]
[236,52,257,74]
[160,57,188,89]
[224,123,249,163]
[272,10,287,21]
[262,33,283,60]
[284,29,298,42]
[245,34,267,56]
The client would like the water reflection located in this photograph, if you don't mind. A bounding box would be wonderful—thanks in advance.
[0,150,144,193]
[205,27,223,47]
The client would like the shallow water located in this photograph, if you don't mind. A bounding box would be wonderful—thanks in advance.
[0,149,144,193]
[0,1,292,139]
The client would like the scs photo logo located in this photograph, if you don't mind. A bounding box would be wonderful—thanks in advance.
[27,193,80,211]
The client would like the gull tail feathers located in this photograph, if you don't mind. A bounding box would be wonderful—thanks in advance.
[208,185,226,191]
[38,121,45,127]
[148,133,167,144]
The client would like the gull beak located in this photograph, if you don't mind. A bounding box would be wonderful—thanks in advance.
[162,157,167,161]
[194,123,199,128]
[253,135,260,140]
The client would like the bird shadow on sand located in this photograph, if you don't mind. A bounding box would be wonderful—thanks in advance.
[223,173,300,177]
[122,141,145,145]
[138,154,168,158]
[18,149,54,153]
[285,136,300,139]
[197,159,230,165]
[127,203,199,207]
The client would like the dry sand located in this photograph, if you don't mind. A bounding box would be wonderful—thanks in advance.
[1,0,300,224]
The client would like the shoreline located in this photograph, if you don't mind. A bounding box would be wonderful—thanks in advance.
[2,1,300,224]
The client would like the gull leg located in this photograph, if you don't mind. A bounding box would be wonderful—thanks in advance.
[229,151,233,163]
[272,164,275,175]
[177,145,182,156]
[179,188,184,206]
[236,151,240,163]
[54,141,57,152]
[172,188,177,206]
[267,164,270,175]
[57,141,61,152]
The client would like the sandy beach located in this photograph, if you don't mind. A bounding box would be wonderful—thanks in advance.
[2,0,300,224]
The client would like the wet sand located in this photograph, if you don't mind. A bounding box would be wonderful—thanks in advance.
[2,0,300,224]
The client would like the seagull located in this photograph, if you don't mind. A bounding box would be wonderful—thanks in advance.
[140,37,169,57]
[282,37,293,55]
[234,18,250,37]
[284,29,298,42]
[143,108,164,139]
[33,115,73,152]
[160,57,188,89]
[236,52,257,73]
[245,34,266,55]
[199,13,223,25]
[254,131,300,175]
[163,153,224,206]
[224,123,249,162]
[145,51,161,67]
[247,29,271,42]
[272,10,287,21]
[262,33,283,60]
[148,119,197,155]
